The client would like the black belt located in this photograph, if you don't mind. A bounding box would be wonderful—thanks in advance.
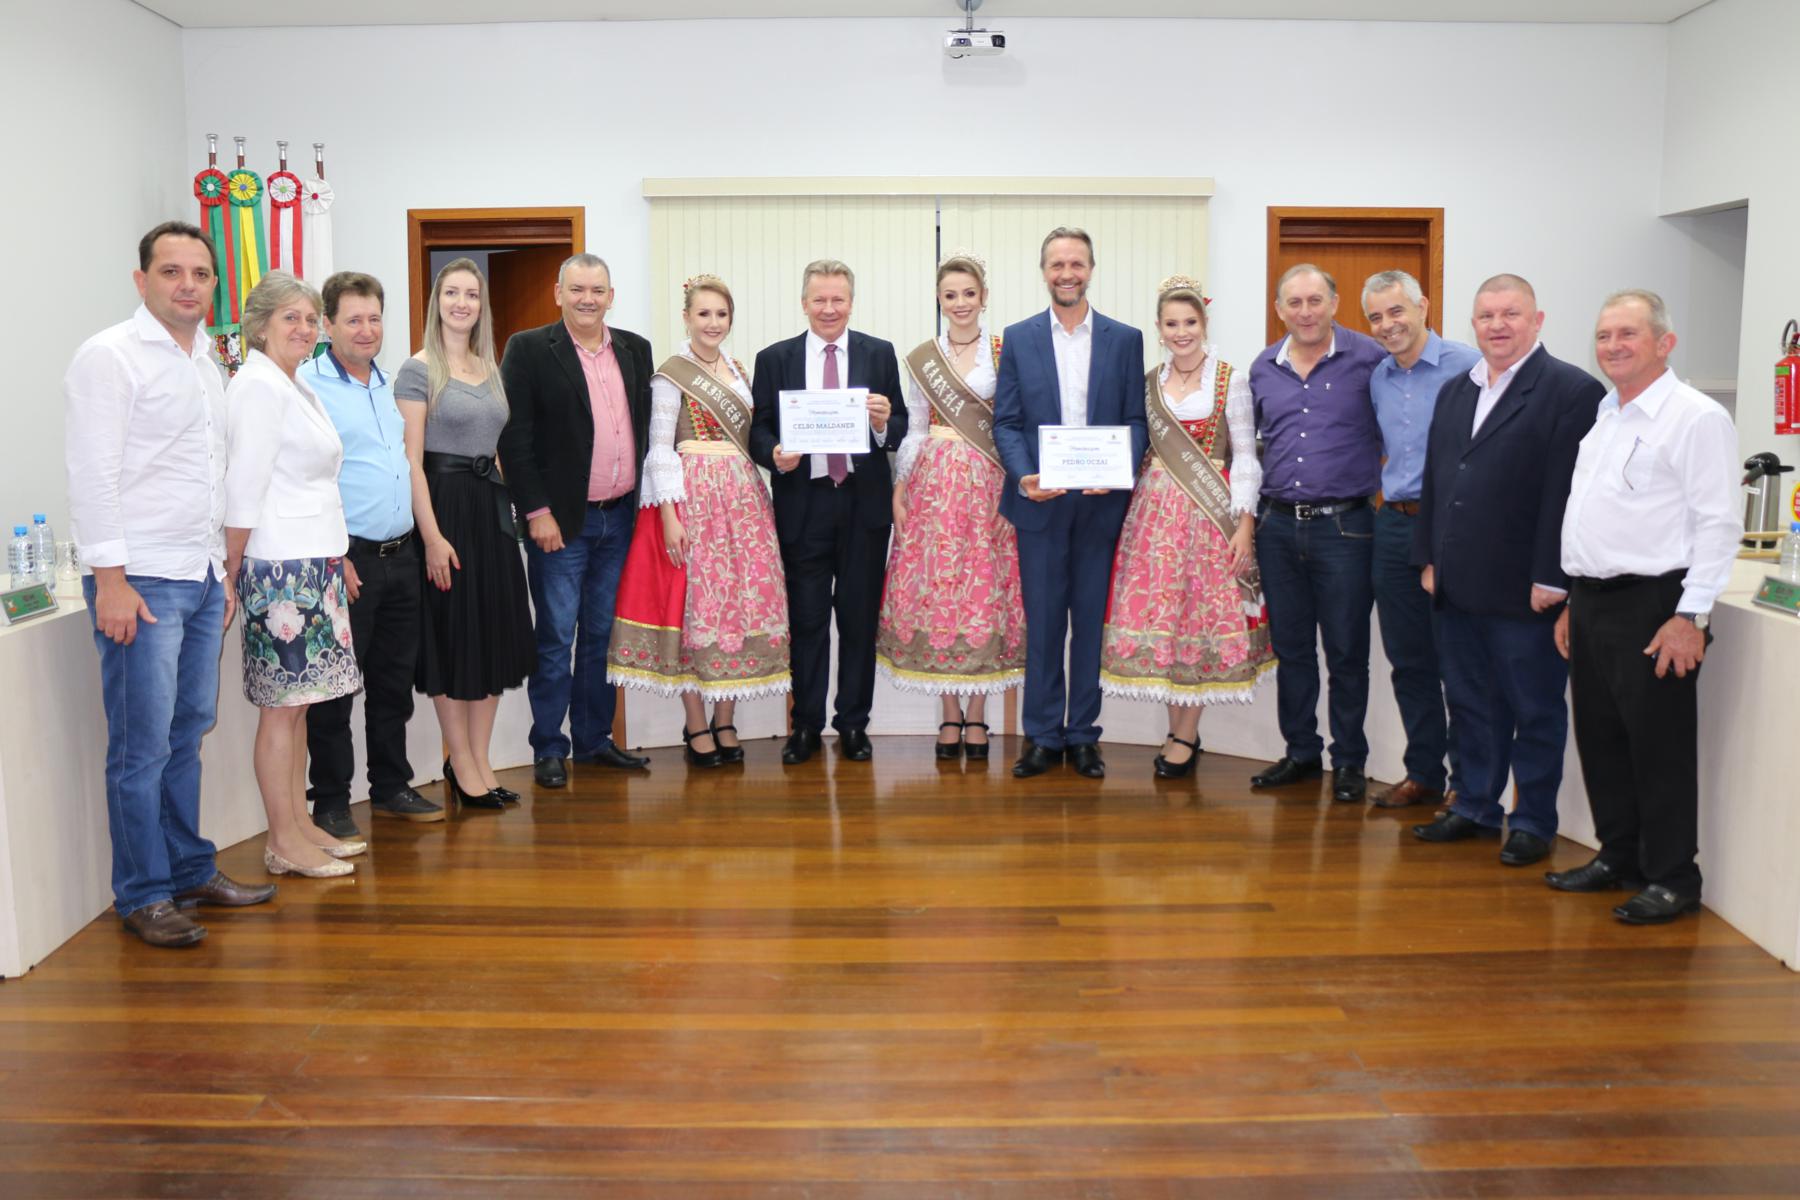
[1572,570,1685,593]
[421,452,521,539]
[348,530,414,558]
[1263,496,1369,520]
[588,496,627,511]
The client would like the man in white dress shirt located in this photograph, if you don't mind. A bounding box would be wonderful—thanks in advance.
[64,222,276,948]
[1548,290,1739,924]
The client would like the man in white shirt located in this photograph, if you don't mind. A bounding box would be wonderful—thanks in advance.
[64,222,276,948]
[1548,290,1739,924]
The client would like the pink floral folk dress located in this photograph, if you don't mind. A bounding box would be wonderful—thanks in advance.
[876,331,1025,695]
[1099,351,1274,706]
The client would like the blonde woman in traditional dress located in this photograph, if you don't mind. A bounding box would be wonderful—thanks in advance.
[606,275,789,766]
[1099,277,1274,778]
[877,252,1025,761]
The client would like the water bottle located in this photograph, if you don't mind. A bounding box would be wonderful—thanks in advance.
[1780,521,1800,584]
[7,526,34,590]
[29,513,55,584]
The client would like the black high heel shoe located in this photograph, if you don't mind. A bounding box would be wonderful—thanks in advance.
[491,784,521,804]
[444,759,506,809]
[1152,734,1202,779]
[962,721,991,762]
[935,721,965,760]
[710,721,745,764]
[683,726,725,768]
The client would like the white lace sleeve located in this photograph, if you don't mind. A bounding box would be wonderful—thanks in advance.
[894,371,931,482]
[1224,366,1261,516]
[640,374,684,507]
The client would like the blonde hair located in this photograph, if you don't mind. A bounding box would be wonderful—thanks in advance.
[937,251,987,289]
[683,273,735,320]
[242,271,322,352]
[1157,274,1209,327]
[801,259,855,301]
[422,258,507,415]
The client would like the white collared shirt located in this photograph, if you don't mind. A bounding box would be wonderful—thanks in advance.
[1470,341,1542,434]
[224,349,349,561]
[1048,304,1095,427]
[1274,330,1337,370]
[804,327,854,480]
[63,304,227,581]
[1560,369,1741,614]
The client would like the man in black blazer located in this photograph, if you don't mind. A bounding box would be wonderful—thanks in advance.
[1410,274,1602,865]
[497,253,653,785]
[749,259,906,764]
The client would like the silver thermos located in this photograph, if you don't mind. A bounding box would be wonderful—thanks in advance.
[1742,452,1794,549]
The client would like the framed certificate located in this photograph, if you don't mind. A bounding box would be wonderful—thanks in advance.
[778,388,870,455]
[1037,425,1134,491]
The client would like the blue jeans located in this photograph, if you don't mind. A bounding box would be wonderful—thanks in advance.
[83,570,223,914]
[1372,505,1459,792]
[526,503,632,760]
[1255,503,1375,768]
[1435,605,1568,842]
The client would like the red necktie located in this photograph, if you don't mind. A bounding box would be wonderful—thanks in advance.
[824,343,848,485]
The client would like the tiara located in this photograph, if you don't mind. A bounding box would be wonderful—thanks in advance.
[682,272,727,295]
[1157,274,1212,307]
[939,248,988,277]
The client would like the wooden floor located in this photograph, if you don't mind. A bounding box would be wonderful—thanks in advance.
[2,737,1798,1198]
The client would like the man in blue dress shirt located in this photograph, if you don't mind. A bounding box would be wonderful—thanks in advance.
[1363,270,1480,810]
[301,272,442,833]
[1247,264,1388,803]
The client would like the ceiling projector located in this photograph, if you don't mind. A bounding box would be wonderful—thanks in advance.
[945,0,1005,59]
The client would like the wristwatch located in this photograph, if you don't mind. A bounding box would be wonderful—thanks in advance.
[1676,610,1710,631]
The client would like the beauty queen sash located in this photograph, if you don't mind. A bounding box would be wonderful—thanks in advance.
[904,338,1001,468]
[655,355,754,457]
[1144,363,1263,606]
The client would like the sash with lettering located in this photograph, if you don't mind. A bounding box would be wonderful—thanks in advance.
[1143,363,1265,611]
[904,338,1000,467]
[655,354,753,456]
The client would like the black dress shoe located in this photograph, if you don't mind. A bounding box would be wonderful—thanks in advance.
[445,760,506,810]
[173,871,277,909]
[1545,857,1643,893]
[1499,829,1552,866]
[1069,743,1105,778]
[935,721,965,761]
[371,786,445,822]
[121,901,206,947]
[1250,756,1324,788]
[490,785,521,804]
[782,727,822,765]
[962,722,991,762]
[1153,733,1200,779]
[1614,884,1702,925]
[1412,811,1500,842]
[1012,741,1063,779]
[534,757,568,788]
[311,808,362,839]
[711,722,745,765]
[839,728,874,761]
[579,742,651,770]
[1331,765,1367,804]
[682,726,726,768]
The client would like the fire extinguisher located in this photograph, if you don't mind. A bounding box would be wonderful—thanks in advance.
[1779,320,1800,436]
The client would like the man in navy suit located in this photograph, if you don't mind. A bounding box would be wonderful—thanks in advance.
[1410,274,1602,865]
[750,259,905,765]
[993,227,1147,780]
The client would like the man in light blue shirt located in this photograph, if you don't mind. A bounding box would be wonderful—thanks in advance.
[1363,270,1480,810]
[301,272,442,832]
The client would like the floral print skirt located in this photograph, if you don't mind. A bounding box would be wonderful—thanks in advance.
[237,556,361,708]
[876,437,1025,695]
[1098,461,1275,706]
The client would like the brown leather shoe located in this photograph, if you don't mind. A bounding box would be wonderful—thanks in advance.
[121,901,207,947]
[1371,779,1445,809]
[173,871,278,908]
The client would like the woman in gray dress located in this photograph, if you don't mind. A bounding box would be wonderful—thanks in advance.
[396,258,535,811]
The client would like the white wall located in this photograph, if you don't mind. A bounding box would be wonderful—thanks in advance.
[1,0,189,543]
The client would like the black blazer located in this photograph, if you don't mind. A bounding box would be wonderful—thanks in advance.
[748,329,907,544]
[1411,345,1603,620]
[496,320,653,541]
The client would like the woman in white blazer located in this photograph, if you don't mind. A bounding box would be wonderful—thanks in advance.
[224,272,364,878]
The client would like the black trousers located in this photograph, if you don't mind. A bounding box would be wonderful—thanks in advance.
[781,477,889,734]
[306,536,420,815]
[1569,572,1702,894]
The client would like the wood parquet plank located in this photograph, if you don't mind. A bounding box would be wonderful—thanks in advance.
[0,736,1797,1196]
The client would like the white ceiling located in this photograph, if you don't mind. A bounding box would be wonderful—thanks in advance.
[134,0,1715,30]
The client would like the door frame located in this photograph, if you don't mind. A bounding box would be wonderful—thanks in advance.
[1265,206,1444,345]
[405,206,586,351]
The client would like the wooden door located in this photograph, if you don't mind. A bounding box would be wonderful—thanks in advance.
[1266,207,1444,345]
[405,207,585,352]
[485,244,569,355]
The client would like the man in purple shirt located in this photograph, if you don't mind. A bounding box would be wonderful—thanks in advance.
[1247,264,1387,803]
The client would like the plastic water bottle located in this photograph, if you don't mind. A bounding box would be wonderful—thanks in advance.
[29,513,55,584]
[1780,522,1800,584]
[7,526,34,590]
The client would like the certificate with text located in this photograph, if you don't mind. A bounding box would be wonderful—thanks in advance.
[778,388,870,455]
[1037,425,1134,491]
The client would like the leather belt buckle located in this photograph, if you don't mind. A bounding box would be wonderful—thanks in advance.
[470,455,495,479]
[1293,503,1319,520]
[377,533,410,557]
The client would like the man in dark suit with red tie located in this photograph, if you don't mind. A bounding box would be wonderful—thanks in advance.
[1410,274,1602,866]
[749,259,906,765]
